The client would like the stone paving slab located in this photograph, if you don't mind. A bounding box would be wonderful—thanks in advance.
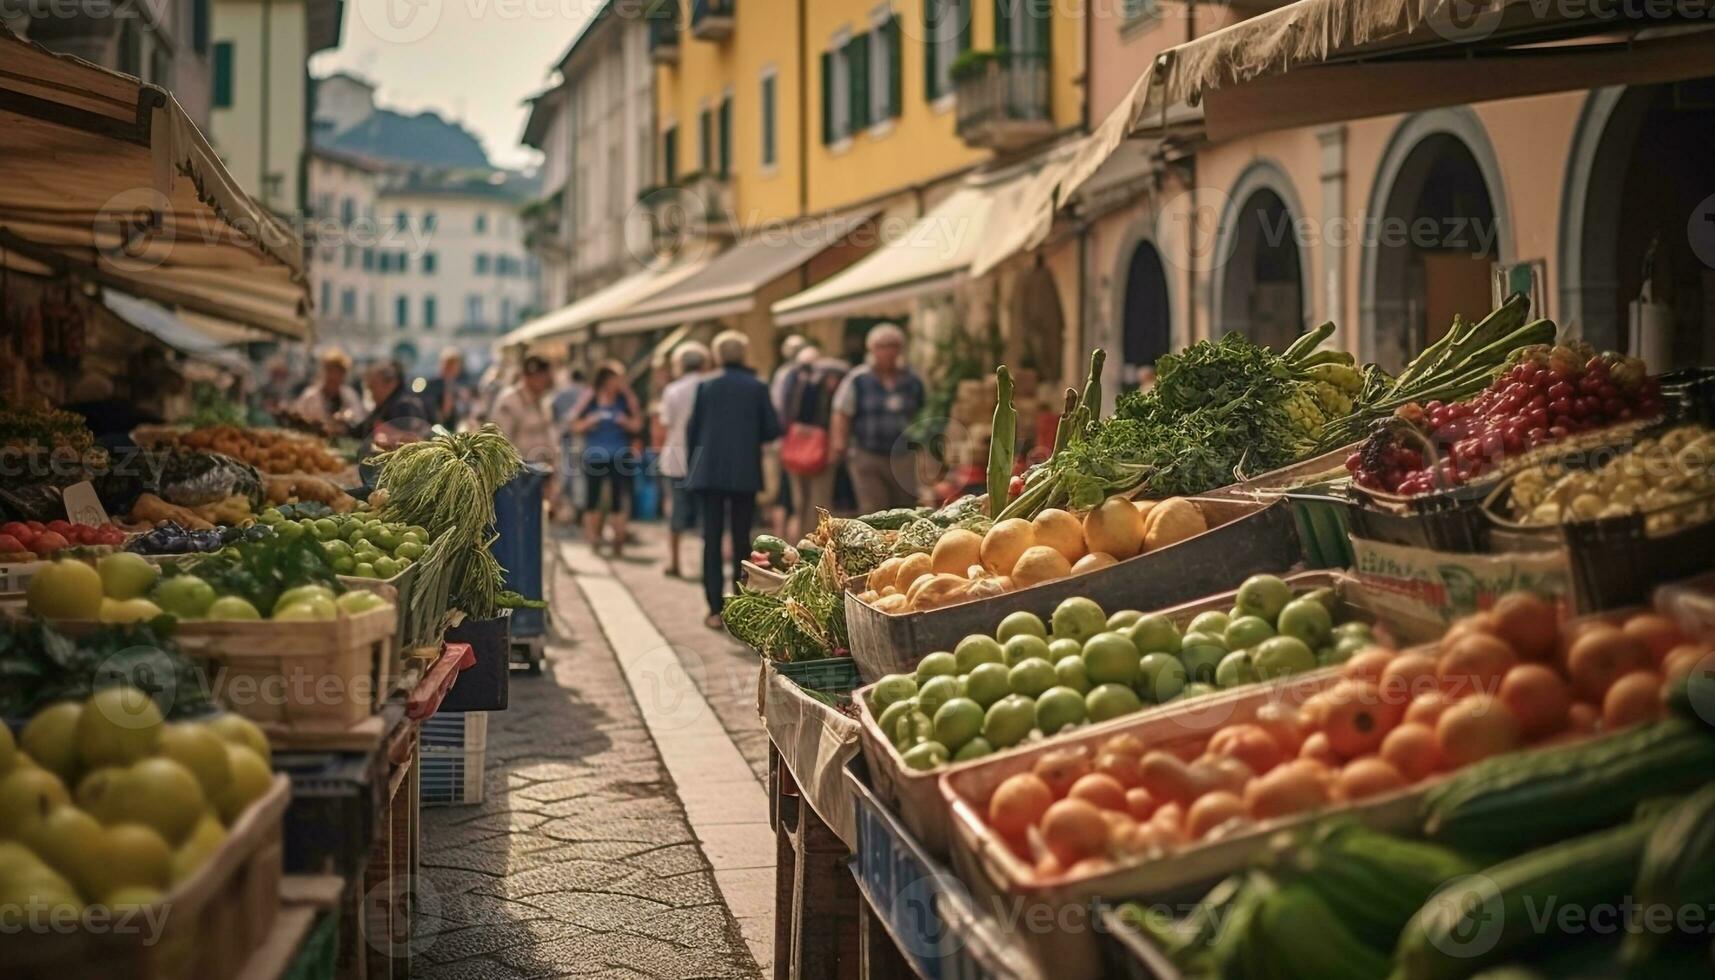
[415,552,759,980]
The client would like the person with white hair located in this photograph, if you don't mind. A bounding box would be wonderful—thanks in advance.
[291,347,361,432]
[687,330,782,627]
[654,339,713,578]
[830,322,925,514]
[419,346,470,429]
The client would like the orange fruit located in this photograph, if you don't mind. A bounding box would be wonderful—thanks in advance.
[1435,695,1521,768]
[1498,663,1572,741]
[1040,799,1110,865]
[1602,671,1664,730]
[1068,773,1129,812]
[1380,722,1443,782]
[987,773,1053,838]
[1438,633,1518,699]
[1336,757,1408,800]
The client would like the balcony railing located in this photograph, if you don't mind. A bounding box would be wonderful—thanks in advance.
[690,0,733,41]
[953,50,1053,151]
[647,1,680,64]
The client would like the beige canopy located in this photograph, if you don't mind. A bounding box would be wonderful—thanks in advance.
[0,27,310,338]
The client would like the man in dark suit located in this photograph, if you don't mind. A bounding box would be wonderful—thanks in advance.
[687,330,783,627]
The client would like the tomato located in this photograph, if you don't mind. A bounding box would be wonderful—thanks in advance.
[25,521,43,532]
[33,531,68,555]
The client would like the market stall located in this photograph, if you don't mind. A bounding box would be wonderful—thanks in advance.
[0,25,547,979]
[724,275,1715,978]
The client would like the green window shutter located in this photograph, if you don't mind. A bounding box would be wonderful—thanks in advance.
[923,1,938,102]
[994,0,1012,51]
[718,97,732,176]
[212,42,233,108]
[664,127,678,182]
[960,0,973,52]
[1031,0,1050,62]
[849,34,870,131]
[820,50,834,144]
[886,17,902,118]
[699,108,712,170]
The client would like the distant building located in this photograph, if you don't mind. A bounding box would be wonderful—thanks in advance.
[519,1,655,313]
[206,0,345,213]
[306,73,539,377]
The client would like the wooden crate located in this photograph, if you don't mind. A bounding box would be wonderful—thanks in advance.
[9,774,291,980]
[852,571,1377,856]
[179,607,398,737]
[843,498,1302,683]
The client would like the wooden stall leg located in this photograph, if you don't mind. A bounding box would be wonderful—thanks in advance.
[791,800,859,980]
[857,895,911,980]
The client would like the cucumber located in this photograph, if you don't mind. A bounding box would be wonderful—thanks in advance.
[1626,782,1715,964]
[1422,718,1715,852]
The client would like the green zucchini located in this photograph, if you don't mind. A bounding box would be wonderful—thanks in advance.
[1625,781,1715,963]
[1422,718,1715,852]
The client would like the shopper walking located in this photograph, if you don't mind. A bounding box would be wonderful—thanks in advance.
[767,334,806,537]
[491,356,557,471]
[569,362,643,558]
[779,345,849,541]
[687,331,782,628]
[654,341,711,578]
[550,361,590,523]
[831,323,926,514]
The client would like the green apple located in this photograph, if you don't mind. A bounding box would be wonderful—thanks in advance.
[1277,598,1334,647]
[152,575,216,618]
[1215,650,1259,688]
[876,698,916,736]
[901,741,949,771]
[1034,686,1087,735]
[1236,574,1293,621]
[97,553,159,600]
[931,698,984,751]
[101,759,205,846]
[1054,655,1090,694]
[995,611,1047,643]
[1187,610,1231,637]
[964,662,1012,708]
[952,737,994,762]
[21,805,105,898]
[169,816,227,885]
[1002,634,1052,667]
[1126,614,1182,656]
[1180,630,1229,653]
[954,635,1005,673]
[1082,632,1141,686]
[273,596,337,621]
[914,652,959,683]
[1051,597,1108,644]
[156,724,232,799]
[1008,658,1058,698]
[1224,615,1276,651]
[1106,609,1144,631]
[1179,642,1228,685]
[916,675,963,719]
[352,562,377,579]
[1137,653,1188,703]
[1253,636,1317,680]
[870,674,918,713]
[1047,638,1084,662]
[214,745,272,824]
[94,824,171,893]
[273,585,335,614]
[336,591,389,615]
[982,695,1037,749]
[205,596,261,621]
[206,715,271,763]
[0,767,70,836]
[395,541,425,561]
[99,597,163,624]
[20,701,82,783]
[1085,684,1142,723]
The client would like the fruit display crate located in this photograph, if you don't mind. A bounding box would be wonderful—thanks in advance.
[854,571,1378,855]
[1094,901,1185,980]
[843,497,1302,684]
[937,675,1427,980]
[277,747,386,878]
[0,558,47,596]
[846,757,1038,980]
[762,665,865,846]
[8,774,291,980]
[420,711,488,806]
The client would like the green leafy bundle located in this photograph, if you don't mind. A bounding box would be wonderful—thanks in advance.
[0,622,211,719]
[369,425,524,620]
[167,531,344,614]
[723,552,849,662]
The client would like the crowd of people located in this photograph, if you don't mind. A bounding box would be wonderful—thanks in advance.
[256,324,928,630]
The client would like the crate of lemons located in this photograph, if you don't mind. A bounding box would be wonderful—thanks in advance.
[857,496,1208,613]
[257,508,429,581]
[0,687,275,919]
[864,575,1377,771]
[23,551,391,624]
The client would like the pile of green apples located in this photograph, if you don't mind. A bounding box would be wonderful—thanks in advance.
[25,554,391,623]
[259,511,428,580]
[0,687,274,917]
[866,575,1377,771]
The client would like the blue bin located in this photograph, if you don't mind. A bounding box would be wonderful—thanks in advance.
[633,450,661,521]
[491,465,548,638]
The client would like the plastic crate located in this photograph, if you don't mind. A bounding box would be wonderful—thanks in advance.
[845,758,1032,980]
[277,750,383,877]
[492,465,548,639]
[774,656,863,697]
[1345,482,1492,553]
[420,712,488,806]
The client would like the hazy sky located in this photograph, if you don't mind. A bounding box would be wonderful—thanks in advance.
[311,0,605,170]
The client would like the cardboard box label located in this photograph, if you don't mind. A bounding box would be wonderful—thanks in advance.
[1350,536,1576,639]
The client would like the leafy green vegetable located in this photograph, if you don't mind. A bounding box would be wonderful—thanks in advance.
[0,622,211,719]
[166,531,344,613]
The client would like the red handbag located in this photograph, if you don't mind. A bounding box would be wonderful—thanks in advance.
[781,422,830,475]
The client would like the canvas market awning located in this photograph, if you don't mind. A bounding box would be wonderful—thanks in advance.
[0,27,310,339]
[496,257,713,352]
[100,289,251,372]
[771,160,1062,327]
[595,207,882,336]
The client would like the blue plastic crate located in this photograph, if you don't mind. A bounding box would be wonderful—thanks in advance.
[845,758,1030,980]
[492,465,548,638]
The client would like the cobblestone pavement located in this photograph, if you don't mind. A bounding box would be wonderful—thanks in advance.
[414,536,763,980]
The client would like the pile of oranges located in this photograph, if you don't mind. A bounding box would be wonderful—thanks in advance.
[977,591,1713,883]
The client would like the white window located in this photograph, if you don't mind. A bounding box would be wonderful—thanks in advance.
[869,7,893,126]
[928,0,963,100]
[828,31,852,144]
[466,294,483,326]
